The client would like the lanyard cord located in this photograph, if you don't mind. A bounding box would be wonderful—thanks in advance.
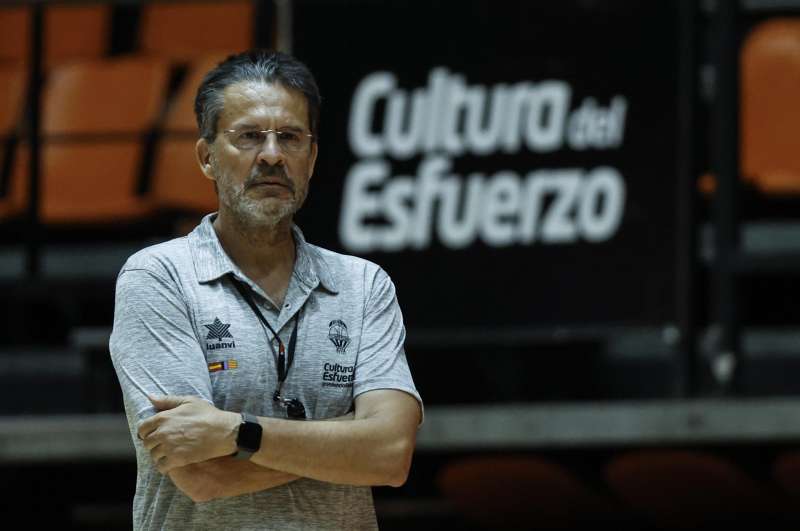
[229,275,299,388]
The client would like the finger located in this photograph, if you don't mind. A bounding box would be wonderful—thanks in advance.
[149,443,166,464]
[156,454,170,474]
[148,395,189,411]
[157,453,184,474]
[141,431,161,451]
[137,418,160,441]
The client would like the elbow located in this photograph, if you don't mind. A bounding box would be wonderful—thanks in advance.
[188,490,214,503]
[189,485,221,503]
[168,470,218,503]
[177,483,217,503]
[382,439,415,488]
[385,469,410,488]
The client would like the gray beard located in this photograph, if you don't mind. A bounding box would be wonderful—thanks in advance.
[215,165,305,232]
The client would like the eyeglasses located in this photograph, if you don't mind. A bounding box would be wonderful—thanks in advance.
[223,128,314,152]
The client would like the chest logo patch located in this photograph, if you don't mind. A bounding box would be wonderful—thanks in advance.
[205,317,236,350]
[328,319,350,354]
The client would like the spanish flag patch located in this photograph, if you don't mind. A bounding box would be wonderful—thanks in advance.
[208,359,238,373]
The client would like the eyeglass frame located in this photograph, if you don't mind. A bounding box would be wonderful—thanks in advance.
[222,127,316,153]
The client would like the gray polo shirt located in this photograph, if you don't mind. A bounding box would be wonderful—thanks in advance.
[109,213,422,531]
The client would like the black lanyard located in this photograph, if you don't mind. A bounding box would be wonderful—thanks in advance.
[229,275,299,391]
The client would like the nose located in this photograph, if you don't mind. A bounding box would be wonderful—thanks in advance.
[255,131,285,166]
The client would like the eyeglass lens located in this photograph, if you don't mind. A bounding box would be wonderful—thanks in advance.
[231,129,311,152]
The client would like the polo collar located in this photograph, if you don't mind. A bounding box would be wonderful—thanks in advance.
[188,213,339,294]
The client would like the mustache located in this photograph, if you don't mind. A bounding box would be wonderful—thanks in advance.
[245,165,295,193]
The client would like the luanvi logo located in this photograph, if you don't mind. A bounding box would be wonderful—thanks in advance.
[204,318,236,350]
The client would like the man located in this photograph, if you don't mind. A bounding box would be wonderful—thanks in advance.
[109,49,422,530]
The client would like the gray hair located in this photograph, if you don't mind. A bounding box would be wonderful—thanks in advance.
[194,49,321,143]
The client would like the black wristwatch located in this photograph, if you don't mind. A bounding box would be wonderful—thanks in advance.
[234,412,262,460]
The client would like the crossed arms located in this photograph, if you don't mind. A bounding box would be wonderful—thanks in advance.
[138,389,421,502]
[112,266,420,502]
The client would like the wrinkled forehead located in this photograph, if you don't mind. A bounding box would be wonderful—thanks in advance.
[218,80,310,131]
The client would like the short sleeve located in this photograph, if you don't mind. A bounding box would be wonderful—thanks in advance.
[109,267,214,427]
[352,267,423,422]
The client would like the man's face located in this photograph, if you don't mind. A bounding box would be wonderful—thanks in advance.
[197,80,318,229]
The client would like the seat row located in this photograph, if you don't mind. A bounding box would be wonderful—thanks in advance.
[0,0,264,227]
[439,450,800,529]
[0,55,224,225]
[0,0,256,67]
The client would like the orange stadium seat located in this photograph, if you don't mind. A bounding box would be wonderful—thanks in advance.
[0,4,110,67]
[151,55,225,215]
[699,18,800,196]
[2,147,28,221]
[0,66,25,137]
[0,6,26,64]
[151,138,217,216]
[741,19,800,194]
[39,57,169,224]
[138,1,254,62]
[0,65,27,220]
[773,451,800,498]
[437,455,616,530]
[606,450,776,529]
[163,55,228,133]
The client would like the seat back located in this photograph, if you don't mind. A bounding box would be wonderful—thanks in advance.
[0,65,26,136]
[40,57,169,223]
[742,19,800,194]
[139,1,254,62]
[44,57,167,136]
[163,54,227,134]
[773,450,800,498]
[0,65,27,218]
[0,4,110,67]
[437,455,614,530]
[152,55,226,214]
[0,7,27,64]
[606,450,774,529]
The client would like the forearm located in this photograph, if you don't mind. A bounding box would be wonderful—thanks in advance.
[169,456,298,502]
[167,412,355,501]
[250,414,415,487]
[142,392,418,489]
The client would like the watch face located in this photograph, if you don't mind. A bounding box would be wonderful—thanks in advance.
[237,416,262,452]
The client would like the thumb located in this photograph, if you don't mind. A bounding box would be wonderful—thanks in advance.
[148,394,190,411]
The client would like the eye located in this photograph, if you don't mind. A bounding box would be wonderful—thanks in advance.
[238,130,262,141]
[277,130,301,143]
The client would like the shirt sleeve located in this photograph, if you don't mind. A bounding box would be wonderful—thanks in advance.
[109,267,214,427]
[352,266,423,422]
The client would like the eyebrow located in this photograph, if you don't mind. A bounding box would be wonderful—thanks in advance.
[279,125,304,133]
[228,123,306,132]
[228,122,259,130]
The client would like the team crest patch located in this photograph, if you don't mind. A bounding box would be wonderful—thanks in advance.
[208,359,238,373]
[328,319,350,354]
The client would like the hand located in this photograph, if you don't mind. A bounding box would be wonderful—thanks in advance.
[138,395,240,474]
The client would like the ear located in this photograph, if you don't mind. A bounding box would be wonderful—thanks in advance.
[196,138,216,182]
[307,140,319,180]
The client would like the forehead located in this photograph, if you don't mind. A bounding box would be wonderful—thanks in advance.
[217,80,309,130]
